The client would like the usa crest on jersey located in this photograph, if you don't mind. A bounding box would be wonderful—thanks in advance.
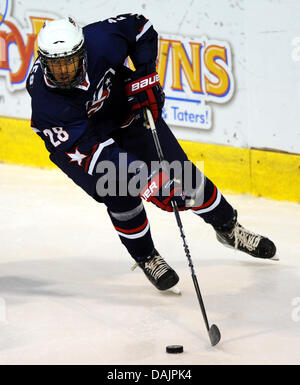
[86,68,116,117]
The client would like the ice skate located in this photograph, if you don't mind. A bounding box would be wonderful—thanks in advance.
[215,210,278,260]
[132,249,179,291]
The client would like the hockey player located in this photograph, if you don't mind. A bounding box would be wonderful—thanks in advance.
[26,15,277,292]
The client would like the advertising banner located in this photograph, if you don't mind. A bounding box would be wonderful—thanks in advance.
[0,0,299,155]
[0,1,234,132]
[156,34,234,130]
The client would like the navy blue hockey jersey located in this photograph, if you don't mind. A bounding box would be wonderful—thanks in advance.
[26,14,158,153]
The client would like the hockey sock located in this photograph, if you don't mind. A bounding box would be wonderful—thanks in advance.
[191,177,235,228]
[107,200,154,259]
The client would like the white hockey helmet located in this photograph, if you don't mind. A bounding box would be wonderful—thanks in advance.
[37,17,86,89]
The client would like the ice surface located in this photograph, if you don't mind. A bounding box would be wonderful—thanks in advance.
[0,164,300,365]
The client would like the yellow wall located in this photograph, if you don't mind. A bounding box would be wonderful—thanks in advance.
[180,140,300,202]
[0,117,52,168]
[0,116,299,202]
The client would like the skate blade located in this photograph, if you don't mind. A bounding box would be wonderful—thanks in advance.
[222,243,280,261]
[168,286,181,295]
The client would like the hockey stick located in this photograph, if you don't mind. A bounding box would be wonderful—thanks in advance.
[144,108,221,347]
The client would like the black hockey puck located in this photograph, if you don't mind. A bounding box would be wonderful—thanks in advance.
[166,345,184,354]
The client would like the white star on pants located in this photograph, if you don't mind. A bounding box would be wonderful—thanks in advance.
[66,147,88,166]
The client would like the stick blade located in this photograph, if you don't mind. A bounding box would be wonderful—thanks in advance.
[209,324,221,346]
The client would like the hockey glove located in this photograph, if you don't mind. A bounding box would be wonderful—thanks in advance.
[139,167,189,212]
[125,72,165,122]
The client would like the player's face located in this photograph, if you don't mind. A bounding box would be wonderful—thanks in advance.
[47,55,80,85]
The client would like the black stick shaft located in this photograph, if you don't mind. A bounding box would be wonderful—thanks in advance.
[144,108,220,344]
[171,200,210,332]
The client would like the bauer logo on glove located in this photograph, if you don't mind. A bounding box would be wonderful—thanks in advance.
[127,73,160,93]
[139,167,188,212]
[125,72,165,122]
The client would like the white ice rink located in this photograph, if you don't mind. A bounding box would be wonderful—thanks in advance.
[0,164,300,365]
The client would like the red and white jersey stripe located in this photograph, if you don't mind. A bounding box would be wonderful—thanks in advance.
[114,219,150,239]
[136,20,152,41]
[192,186,221,214]
[86,138,115,175]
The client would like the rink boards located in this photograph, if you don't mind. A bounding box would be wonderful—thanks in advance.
[0,116,299,203]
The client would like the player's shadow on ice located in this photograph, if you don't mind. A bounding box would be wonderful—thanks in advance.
[0,256,168,302]
[1,254,299,349]
[0,276,75,298]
